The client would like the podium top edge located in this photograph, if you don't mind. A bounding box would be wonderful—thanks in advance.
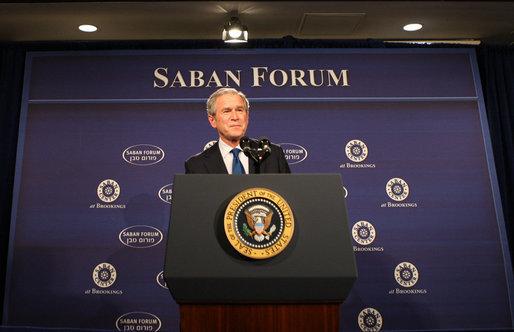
[173,173,343,177]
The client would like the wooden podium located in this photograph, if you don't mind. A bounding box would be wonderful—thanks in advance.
[164,174,358,331]
[179,303,340,331]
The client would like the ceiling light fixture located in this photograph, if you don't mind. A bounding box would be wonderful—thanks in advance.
[222,17,248,43]
[403,23,423,32]
[78,24,98,33]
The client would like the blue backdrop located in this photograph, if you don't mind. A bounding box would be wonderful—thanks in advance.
[3,49,512,331]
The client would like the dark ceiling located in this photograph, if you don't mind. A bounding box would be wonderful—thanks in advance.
[0,1,513,45]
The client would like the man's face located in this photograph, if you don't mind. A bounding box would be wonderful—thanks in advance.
[208,93,249,147]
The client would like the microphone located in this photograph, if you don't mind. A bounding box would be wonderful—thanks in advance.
[258,136,271,161]
[240,136,252,155]
[258,137,271,154]
[239,135,272,167]
[240,136,258,163]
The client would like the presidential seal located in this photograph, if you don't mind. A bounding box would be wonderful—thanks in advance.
[358,307,383,332]
[346,139,368,163]
[224,188,294,259]
[394,262,419,288]
[386,178,409,201]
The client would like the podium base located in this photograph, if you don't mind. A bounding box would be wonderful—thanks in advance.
[179,303,341,332]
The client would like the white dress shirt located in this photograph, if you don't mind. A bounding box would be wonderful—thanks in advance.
[218,139,249,174]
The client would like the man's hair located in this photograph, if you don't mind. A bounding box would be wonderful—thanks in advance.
[206,87,250,117]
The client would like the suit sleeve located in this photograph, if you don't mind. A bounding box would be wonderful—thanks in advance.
[184,160,192,174]
[184,155,205,174]
[277,146,291,173]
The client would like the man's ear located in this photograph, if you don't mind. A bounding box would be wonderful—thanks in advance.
[208,114,217,129]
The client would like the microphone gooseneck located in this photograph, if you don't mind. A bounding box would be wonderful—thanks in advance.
[240,136,272,170]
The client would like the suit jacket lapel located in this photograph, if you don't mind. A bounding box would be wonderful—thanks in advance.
[203,142,228,174]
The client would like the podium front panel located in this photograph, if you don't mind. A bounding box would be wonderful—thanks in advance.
[164,174,357,302]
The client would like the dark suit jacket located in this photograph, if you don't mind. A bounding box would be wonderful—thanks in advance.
[185,140,291,174]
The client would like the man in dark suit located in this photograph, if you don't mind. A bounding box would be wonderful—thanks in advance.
[185,88,290,174]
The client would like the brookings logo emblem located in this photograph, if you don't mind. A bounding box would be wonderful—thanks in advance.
[394,262,419,288]
[224,188,294,259]
[93,262,117,288]
[97,179,120,202]
[346,139,368,162]
[352,221,376,246]
[386,178,409,201]
[358,308,383,332]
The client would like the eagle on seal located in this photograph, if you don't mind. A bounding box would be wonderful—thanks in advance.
[244,208,274,242]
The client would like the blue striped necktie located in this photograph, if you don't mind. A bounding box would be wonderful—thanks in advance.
[231,148,245,174]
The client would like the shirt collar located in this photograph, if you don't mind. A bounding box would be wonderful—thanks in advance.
[218,138,241,157]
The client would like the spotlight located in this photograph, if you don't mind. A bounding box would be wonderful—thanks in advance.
[78,24,98,32]
[403,23,423,32]
[222,17,248,43]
